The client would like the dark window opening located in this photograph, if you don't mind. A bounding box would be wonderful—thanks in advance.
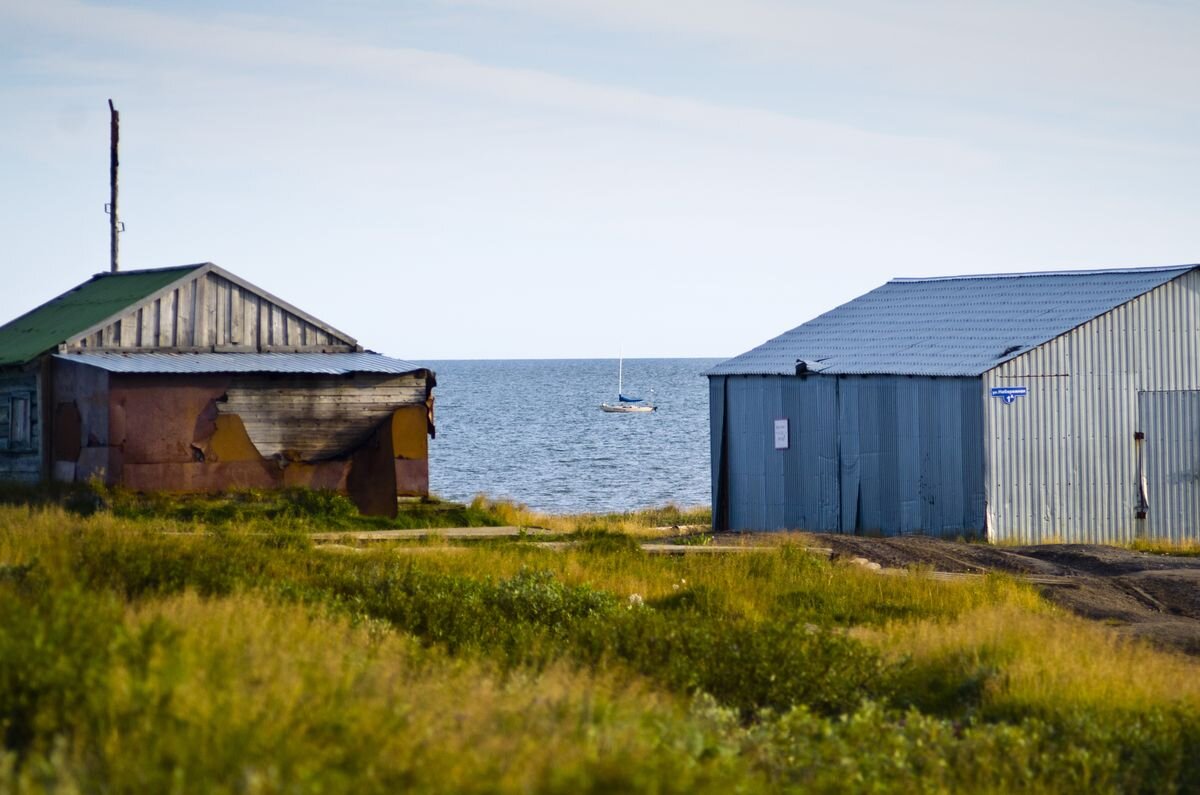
[9,395,32,451]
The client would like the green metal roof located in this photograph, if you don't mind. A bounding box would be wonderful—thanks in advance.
[0,265,205,367]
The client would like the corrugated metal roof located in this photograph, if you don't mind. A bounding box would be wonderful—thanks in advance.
[708,265,1199,377]
[0,265,204,367]
[53,351,426,375]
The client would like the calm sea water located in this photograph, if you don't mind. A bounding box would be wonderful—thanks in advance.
[424,358,722,514]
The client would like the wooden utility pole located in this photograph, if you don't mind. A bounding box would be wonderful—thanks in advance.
[107,99,120,273]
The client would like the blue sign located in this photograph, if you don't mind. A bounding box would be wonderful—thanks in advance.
[991,386,1028,404]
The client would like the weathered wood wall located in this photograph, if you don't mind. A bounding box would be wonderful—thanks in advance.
[63,270,355,353]
[0,369,41,483]
[220,373,428,460]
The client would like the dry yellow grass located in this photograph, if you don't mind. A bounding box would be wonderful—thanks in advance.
[874,604,1200,715]
[465,495,706,537]
[1129,537,1200,556]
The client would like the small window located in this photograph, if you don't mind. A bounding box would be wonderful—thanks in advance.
[9,395,31,451]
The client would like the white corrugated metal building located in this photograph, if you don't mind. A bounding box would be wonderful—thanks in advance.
[708,265,1200,544]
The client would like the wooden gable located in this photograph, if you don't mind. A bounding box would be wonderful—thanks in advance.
[61,264,359,354]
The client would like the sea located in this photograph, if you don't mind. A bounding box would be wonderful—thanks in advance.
[423,358,723,514]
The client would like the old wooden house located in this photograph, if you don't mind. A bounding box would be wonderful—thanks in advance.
[0,263,434,516]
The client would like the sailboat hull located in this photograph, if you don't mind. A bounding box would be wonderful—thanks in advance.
[600,403,656,413]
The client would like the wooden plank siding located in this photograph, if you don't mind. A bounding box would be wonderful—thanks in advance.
[0,370,41,483]
[62,272,356,354]
[218,374,428,460]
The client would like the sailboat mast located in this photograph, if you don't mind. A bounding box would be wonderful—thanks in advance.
[618,355,623,395]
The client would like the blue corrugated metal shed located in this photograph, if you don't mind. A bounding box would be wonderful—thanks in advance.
[708,265,1198,377]
[54,351,425,375]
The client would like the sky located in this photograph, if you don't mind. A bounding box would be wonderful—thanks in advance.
[1,0,1198,360]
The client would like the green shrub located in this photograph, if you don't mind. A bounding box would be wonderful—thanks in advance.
[572,610,884,718]
[887,647,1007,718]
[320,564,618,660]
[278,488,357,520]
[650,584,732,618]
[0,575,177,758]
[742,701,1200,793]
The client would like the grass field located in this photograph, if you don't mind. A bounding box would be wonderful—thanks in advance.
[1,490,1199,792]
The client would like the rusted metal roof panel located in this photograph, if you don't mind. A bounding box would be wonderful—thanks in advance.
[0,265,204,366]
[708,265,1198,377]
[54,351,425,375]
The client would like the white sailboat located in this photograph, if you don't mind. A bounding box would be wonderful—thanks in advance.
[600,356,656,413]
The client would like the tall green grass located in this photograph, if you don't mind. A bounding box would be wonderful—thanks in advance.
[2,504,1199,792]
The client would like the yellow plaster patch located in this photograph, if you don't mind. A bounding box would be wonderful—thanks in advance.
[391,406,428,460]
[210,414,263,462]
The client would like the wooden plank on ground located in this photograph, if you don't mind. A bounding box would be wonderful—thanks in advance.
[641,543,795,555]
[309,526,551,542]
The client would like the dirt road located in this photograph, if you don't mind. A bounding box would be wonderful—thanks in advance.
[791,534,1200,654]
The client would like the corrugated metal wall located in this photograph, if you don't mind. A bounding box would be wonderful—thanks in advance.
[715,375,839,532]
[1138,391,1200,543]
[711,374,984,536]
[838,376,985,535]
[983,269,1200,543]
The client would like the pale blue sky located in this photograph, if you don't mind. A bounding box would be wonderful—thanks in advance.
[2,0,1198,359]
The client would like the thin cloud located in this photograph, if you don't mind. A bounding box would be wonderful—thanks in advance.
[445,0,1200,111]
[2,0,987,171]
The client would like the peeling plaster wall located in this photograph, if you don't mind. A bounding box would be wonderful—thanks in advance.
[51,358,111,483]
[88,370,433,516]
[391,405,429,496]
[218,373,428,459]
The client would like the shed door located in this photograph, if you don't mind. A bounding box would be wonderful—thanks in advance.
[1138,391,1200,543]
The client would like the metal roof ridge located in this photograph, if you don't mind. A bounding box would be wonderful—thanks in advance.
[890,264,1199,283]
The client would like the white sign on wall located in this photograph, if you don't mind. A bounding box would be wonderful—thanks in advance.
[774,418,789,450]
